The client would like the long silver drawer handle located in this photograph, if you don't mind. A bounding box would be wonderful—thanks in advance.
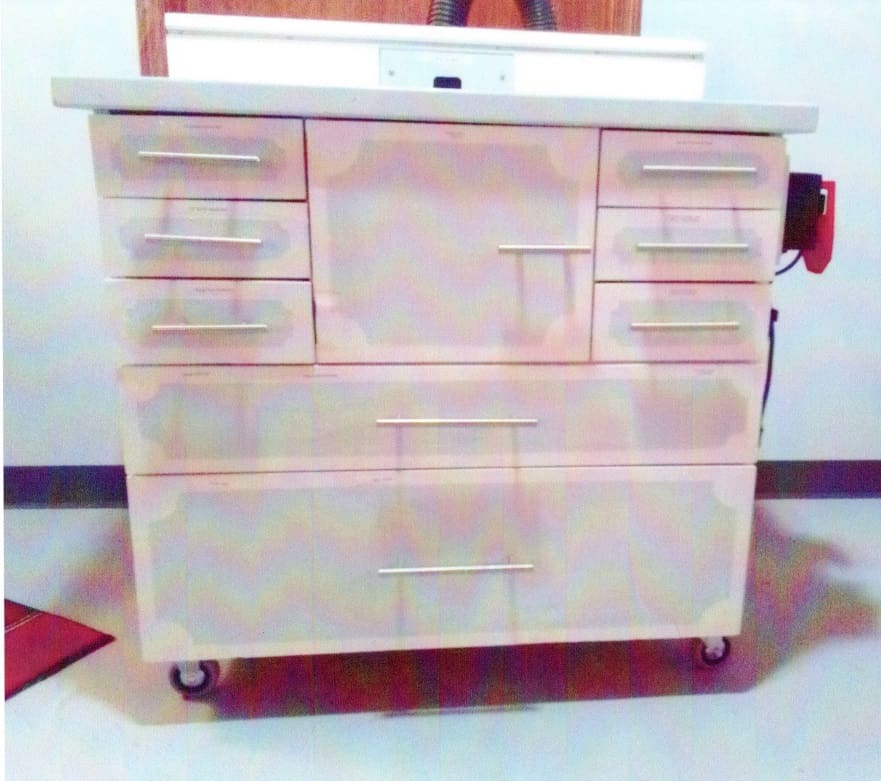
[378,564,535,576]
[630,320,741,331]
[137,151,262,164]
[498,244,592,253]
[635,242,750,252]
[376,418,538,427]
[641,164,758,175]
[144,233,263,246]
[151,323,268,333]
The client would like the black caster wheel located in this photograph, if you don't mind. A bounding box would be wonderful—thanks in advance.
[697,637,731,668]
[169,660,221,698]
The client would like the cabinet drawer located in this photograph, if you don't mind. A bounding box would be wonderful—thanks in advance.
[118,363,762,475]
[308,119,597,364]
[126,465,754,659]
[107,279,315,364]
[599,131,787,208]
[592,283,770,362]
[99,199,311,279]
[595,208,781,282]
[90,115,305,199]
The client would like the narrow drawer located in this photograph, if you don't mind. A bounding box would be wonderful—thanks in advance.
[106,279,315,364]
[599,130,787,208]
[90,115,306,199]
[99,199,311,279]
[595,208,781,281]
[118,363,762,475]
[592,283,770,362]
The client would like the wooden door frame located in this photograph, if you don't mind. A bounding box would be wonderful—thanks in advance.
[137,0,642,77]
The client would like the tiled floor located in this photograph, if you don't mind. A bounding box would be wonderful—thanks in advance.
[4,498,880,780]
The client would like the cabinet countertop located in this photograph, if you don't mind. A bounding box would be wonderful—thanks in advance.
[51,77,817,134]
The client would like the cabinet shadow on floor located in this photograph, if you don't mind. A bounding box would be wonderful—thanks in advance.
[201,503,877,720]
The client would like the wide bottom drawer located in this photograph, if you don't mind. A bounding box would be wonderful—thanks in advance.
[128,465,755,661]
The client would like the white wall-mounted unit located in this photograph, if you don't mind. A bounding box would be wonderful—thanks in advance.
[165,14,706,100]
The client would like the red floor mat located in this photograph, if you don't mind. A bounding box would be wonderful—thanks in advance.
[4,600,114,699]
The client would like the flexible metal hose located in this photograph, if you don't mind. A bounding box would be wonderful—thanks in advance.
[518,0,557,30]
[427,0,557,30]
[427,0,473,26]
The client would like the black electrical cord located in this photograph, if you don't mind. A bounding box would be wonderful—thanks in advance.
[759,307,779,445]
[762,249,806,441]
[775,250,803,276]
[761,308,779,418]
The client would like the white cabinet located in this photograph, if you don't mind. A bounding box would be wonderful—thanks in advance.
[67,84,803,695]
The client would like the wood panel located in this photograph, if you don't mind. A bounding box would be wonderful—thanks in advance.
[138,0,642,76]
[138,0,169,76]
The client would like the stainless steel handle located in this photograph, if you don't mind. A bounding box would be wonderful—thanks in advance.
[641,164,757,175]
[635,242,750,252]
[144,233,263,247]
[498,244,592,253]
[137,151,262,164]
[378,563,535,576]
[376,418,538,427]
[630,320,741,331]
[151,323,268,333]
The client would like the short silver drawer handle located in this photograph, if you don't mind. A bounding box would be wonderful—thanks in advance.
[635,242,750,252]
[144,233,263,247]
[630,320,741,331]
[641,164,758,175]
[498,244,592,253]
[137,151,262,164]
[151,323,268,333]
[378,564,535,576]
[376,418,538,427]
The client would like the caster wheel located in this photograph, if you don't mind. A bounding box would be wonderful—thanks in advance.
[169,660,221,698]
[697,637,731,667]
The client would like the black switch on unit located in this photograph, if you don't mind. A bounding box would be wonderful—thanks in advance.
[433,76,462,89]
[783,173,823,251]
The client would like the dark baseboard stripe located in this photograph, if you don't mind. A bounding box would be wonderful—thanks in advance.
[754,460,881,499]
[4,466,127,508]
[4,461,880,509]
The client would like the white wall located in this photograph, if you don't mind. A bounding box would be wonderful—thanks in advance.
[642,0,881,460]
[2,0,138,465]
[2,1,879,465]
